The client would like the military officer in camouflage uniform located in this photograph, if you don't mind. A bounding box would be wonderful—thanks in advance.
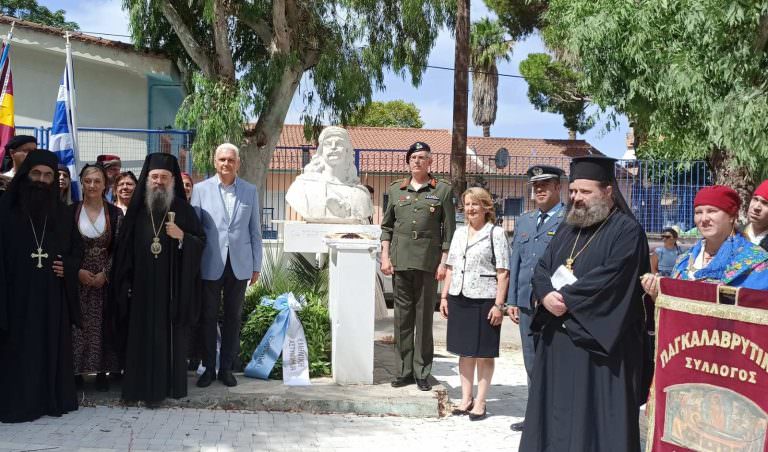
[381,142,456,391]
[506,165,565,431]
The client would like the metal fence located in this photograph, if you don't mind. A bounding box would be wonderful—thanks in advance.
[16,126,195,175]
[265,146,712,236]
[11,128,712,237]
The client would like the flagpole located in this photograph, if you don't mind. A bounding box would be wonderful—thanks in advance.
[64,32,80,175]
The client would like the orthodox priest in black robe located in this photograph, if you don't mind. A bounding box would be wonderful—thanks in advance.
[520,156,650,452]
[0,150,82,423]
[111,153,204,404]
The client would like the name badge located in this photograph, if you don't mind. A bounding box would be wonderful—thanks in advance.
[547,231,555,236]
[551,265,578,290]
[425,194,439,200]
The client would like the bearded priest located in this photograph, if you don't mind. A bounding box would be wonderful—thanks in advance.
[0,149,82,423]
[111,153,205,405]
[519,156,650,452]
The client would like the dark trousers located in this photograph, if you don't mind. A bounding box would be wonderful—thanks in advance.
[202,257,248,372]
[392,270,436,379]
[518,306,535,381]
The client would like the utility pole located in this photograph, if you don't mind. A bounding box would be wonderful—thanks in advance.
[450,0,470,203]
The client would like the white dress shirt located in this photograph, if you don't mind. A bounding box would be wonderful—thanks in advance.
[446,223,510,299]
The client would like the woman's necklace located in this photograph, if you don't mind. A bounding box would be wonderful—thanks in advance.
[149,209,168,259]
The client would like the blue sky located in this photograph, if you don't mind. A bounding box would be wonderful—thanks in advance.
[40,0,629,157]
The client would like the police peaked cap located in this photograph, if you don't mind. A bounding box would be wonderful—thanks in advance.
[526,165,565,183]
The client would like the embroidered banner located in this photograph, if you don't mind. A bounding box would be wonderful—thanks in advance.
[646,279,768,452]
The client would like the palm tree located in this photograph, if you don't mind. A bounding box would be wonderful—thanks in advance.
[470,18,512,137]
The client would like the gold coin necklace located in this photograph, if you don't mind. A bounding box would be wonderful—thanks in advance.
[149,209,168,259]
[565,209,616,271]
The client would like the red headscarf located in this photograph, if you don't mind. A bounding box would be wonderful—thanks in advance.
[693,185,740,216]
[753,180,768,200]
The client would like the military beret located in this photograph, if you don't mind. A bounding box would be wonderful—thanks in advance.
[406,141,431,163]
[526,165,565,183]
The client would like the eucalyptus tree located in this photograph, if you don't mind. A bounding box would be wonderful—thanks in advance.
[469,18,511,137]
[543,0,768,197]
[123,0,454,191]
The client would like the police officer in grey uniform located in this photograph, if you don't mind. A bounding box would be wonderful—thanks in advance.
[381,142,455,391]
[506,165,565,430]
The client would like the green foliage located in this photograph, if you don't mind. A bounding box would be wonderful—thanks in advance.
[175,74,245,173]
[239,246,331,378]
[0,0,79,30]
[123,0,454,174]
[542,0,768,179]
[470,18,511,69]
[348,100,425,128]
[483,0,547,41]
[518,53,594,135]
[470,18,511,134]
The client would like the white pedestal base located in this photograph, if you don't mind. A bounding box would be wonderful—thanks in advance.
[324,238,380,385]
[282,221,381,253]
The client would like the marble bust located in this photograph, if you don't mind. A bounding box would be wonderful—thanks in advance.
[286,126,373,224]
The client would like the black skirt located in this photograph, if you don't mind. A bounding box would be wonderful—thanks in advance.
[446,293,501,358]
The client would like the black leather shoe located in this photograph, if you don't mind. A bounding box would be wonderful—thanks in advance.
[196,368,215,388]
[390,376,415,388]
[218,370,237,387]
[469,408,487,421]
[510,421,524,431]
[415,378,432,391]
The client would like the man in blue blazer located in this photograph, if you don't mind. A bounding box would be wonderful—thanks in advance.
[191,143,263,388]
[506,165,565,430]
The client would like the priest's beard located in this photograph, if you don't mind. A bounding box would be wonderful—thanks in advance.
[145,180,174,216]
[566,196,613,228]
[19,178,57,220]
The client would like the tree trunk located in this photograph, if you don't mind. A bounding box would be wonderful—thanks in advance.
[482,124,490,137]
[568,129,577,140]
[707,147,755,221]
[240,63,306,200]
[451,0,470,203]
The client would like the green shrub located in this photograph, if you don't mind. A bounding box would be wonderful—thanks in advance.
[238,246,331,378]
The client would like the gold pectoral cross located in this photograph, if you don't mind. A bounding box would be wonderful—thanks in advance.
[31,247,48,268]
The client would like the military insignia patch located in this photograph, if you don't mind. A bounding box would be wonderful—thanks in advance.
[414,142,424,150]
[533,166,543,176]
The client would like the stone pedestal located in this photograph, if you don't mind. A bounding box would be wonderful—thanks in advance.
[282,221,381,253]
[324,237,380,385]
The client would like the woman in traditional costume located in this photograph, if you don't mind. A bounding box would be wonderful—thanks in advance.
[642,185,768,298]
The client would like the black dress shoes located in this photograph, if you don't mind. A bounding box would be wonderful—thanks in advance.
[196,368,215,388]
[390,376,415,388]
[510,421,524,431]
[415,378,431,391]
[218,370,238,387]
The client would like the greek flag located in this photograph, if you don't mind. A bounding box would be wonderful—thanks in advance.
[50,37,80,201]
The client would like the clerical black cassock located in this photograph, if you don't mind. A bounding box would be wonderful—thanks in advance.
[520,156,650,452]
[0,150,82,423]
[111,153,204,404]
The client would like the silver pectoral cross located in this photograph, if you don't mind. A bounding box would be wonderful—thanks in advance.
[31,247,48,268]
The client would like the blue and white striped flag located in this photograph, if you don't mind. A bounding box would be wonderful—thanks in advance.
[50,36,80,201]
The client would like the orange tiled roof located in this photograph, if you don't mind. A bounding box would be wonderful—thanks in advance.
[273,124,602,175]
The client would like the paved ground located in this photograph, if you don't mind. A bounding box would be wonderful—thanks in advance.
[0,347,527,452]
[0,310,647,451]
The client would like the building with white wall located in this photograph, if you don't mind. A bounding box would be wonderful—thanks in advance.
[0,16,187,171]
